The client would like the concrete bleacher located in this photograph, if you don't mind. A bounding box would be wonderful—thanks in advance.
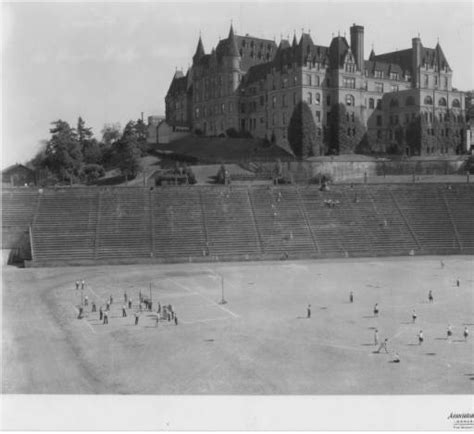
[200,187,261,258]
[151,187,206,259]
[2,184,472,266]
[32,189,98,264]
[1,189,39,248]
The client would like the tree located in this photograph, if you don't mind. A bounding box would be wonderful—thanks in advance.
[45,120,82,183]
[135,118,149,155]
[115,121,141,179]
[405,115,423,156]
[100,123,121,168]
[326,103,365,154]
[81,163,105,184]
[288,101,319,159]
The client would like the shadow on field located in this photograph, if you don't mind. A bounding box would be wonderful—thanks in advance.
[426,352,437,356]
[406,343,419,346]
[362,315,376,319]
[361,343,375,347]
[435,337,448,341]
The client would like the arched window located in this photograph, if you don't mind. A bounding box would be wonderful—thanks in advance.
[390,99,399,108]
[405,96,415,106]
[424,95,433,105]
[452,99,461,108]
[438,97,447,107]
[346,94,355,106]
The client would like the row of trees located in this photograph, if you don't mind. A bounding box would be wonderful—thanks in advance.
[288,102,367,158]
[30,117,149,185]
[288,102,466,159]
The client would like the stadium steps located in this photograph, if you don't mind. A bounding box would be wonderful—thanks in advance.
[199,187,260,258]
[250,187,316,258]
[152,187,206,259]
[391,185,460,253]
[32,189,97,261]
[2,189,40,248]
[442,185,474,252]
[96,188,152,259]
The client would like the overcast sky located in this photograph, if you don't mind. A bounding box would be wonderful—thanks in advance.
[2,1,473,169]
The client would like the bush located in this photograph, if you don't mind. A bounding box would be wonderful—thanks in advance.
[81,164,105,184]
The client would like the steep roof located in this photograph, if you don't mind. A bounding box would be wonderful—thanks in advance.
[166,73,188,97]
[328,36,350,69]
[372,48,412,74]
[192,36,205,64]
[364,60,404,79]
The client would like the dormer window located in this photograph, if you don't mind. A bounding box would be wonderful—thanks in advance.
[374,70,383,78]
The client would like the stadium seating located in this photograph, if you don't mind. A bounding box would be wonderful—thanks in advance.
[2,189,39,247]
[2,183,472,266]
[97,188,152,260]
[32,189,98,263]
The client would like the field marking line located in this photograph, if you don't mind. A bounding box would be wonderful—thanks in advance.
[70,303,96,334]
[86,285,106,303]
[166,278,240,319]
[181,316,230,325]
[153,292,199,299]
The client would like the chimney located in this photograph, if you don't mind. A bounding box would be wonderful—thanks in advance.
[412,37,422,88]
[350,24,364,72]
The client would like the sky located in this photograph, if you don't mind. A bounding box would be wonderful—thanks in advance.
[1,1,473,169]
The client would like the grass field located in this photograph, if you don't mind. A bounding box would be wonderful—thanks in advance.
[2,255,473,394]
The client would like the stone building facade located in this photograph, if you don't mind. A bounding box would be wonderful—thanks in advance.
[165,24,466,156]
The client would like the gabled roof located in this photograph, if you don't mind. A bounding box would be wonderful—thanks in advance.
[2,164,34,175]
[364,60,404,79]
[423,43,451,71]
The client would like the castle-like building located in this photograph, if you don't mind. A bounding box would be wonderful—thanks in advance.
[165,24,466,156]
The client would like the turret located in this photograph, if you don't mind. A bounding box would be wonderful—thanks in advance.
[350,24,364,72]
[412,36,422,88]
[192,35,205,65]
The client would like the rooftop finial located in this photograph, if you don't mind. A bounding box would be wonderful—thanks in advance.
[437,36,440,44]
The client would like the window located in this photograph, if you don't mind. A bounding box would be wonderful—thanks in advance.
[315,93,321,105]
[438,97,447,107]
[346,94,355,106]
[405,114,410,124]
[272,96,276,108]
[305,74,312,86]
[343,77,356,89]
[347,128,352,136]
[317,128,322,137]
[376,99,382,109]
[406,96,415,106]
[390,99,399,108]
[375,82,384,93]
[195,108,200,119]
[221,103,225,114]
[376,115,382,126]
[369,98,375,109]
[272,113,275,126]
[439,113,443,122]
[444,76,448,88]
[282,94,287,107]
[424,75,429,87]
[327,95,331,106]
[434,75,438,86]
[390,72,399,80]
[345,63,356,73]
[394,115,399,125]
[282,113,287,124]
[293,75,298,85]
[229,102,233,113]
[377,130,382,139]
[424,95,433,105]
[293,92,297,105]
[351,113,355,122]
[327,78,331,87]
[374,70,383,78]
[315,111,321,122]
[315,76,320,86]
[391,85,399,92]
[308,92,312,104]
[452,99,461,108]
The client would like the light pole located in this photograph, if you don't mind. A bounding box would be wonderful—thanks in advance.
[219,275,227,305]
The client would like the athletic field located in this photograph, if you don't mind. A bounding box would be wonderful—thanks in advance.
[2,255,473,394]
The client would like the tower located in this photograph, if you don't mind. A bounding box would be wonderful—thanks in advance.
[412,36,422,88]
[350,24,364,72]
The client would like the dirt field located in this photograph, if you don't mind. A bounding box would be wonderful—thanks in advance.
[2,255,473,394]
